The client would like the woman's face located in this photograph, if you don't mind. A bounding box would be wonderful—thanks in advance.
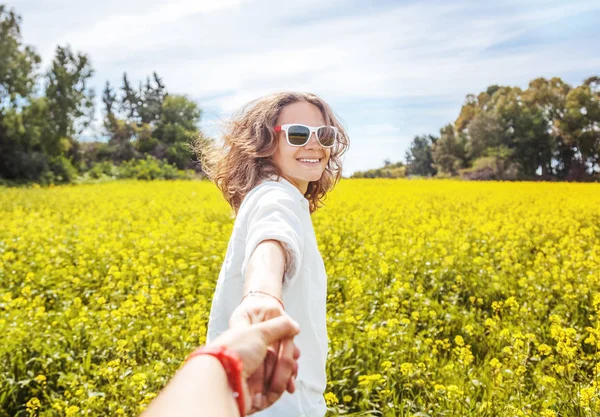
[272,101,332,194]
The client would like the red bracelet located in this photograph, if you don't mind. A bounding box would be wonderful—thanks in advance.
[186,346,245,417]
[242,290,284,310]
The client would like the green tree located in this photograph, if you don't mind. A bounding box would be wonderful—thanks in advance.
[405,134,437,176]
[155,94,201,143]
[522,77,572,178]
[557,84,600,177]
[0,5,40,105]
[465,111,509,160]
[0,98,50,180]
[0,6,44,181]
[150,94,201,169]
[119,71,166,126]
[432,124,468,175]
[492,87,553,177]
[139,72,166,125]
[102,80,137,162]
[454,85,501,132]
[45,45,95,155]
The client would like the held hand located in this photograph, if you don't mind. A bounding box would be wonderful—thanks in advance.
[211,315,301,415]
[229,295,299,412]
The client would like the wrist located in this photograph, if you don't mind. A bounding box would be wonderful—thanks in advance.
[186,346,246,417]
[242,290,284,310]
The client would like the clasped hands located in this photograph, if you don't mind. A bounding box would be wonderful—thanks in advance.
[210,294,300,415]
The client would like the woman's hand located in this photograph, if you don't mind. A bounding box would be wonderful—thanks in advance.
[212,314,300,415]
[228,294,299,412]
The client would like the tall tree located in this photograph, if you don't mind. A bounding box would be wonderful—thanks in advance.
[557,84,600,177]
[522,77,572,177]
[492,87,553,177]
[102,80,136,161]
[155,95,202,169]
[138,72,167,125]
[45,45,95,155]
[102,80,118,132]
[120,73,139,122]
[0,6,40,106]
[119,71,167,126]
[0,6,44,181]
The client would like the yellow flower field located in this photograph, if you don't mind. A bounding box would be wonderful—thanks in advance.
[1,179,599,416]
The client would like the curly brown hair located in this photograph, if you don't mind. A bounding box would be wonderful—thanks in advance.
[194,92,350,215]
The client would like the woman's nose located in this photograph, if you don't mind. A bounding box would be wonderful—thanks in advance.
[305,132,322,149]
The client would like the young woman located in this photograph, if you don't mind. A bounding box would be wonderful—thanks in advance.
[199,92,349,417]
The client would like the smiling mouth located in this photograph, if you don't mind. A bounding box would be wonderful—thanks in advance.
[296,158,322,164]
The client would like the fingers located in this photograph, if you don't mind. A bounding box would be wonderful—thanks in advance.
[286,375,296,394]
[246,362,265,411]
[256,315,300,345]
[265,338,295,405]
[286,358,298,394]
[293,344,300,360]
[263,342,279,390]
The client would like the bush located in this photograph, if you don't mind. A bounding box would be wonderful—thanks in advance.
[48,155,78,184]
[0,151,50,183]
[460,156,519,180]
[88,161,119,179]
[118,156,191,180]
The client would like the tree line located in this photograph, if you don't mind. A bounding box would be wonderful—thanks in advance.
[0,5,207,185]
[354,77,600,181]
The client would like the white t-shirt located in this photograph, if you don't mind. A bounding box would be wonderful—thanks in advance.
[207,176,328,417]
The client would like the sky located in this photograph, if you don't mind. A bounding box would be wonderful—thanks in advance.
[6,0,600,176]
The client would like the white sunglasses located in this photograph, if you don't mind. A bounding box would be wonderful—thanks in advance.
[274,124,338,148]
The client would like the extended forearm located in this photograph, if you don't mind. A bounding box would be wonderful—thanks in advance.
[142,355,239,417]
[243,240,286,298]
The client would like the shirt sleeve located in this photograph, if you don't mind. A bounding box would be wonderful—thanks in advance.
[240,186,305,290]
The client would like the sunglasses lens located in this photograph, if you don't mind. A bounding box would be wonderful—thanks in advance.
[288,125,311,146]
[317,127,337,147]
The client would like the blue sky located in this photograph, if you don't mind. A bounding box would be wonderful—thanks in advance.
[7,0,600,176]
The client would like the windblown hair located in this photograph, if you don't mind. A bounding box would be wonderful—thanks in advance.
[195,92,350,215]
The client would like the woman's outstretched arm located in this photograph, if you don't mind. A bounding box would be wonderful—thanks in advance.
[141,315,300,417]
[229,239,297,411]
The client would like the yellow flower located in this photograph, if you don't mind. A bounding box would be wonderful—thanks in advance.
[400,362,414,376]
[26,397,41,412]
[34,374,46,384]
[343,395,352,403]
[485,318,496,328]
[538,344,553,356]
[580,386,596,408]
[358,374,383,385]
[324,392,338,406]
[489,358,501,369]
[65,405,80,416]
